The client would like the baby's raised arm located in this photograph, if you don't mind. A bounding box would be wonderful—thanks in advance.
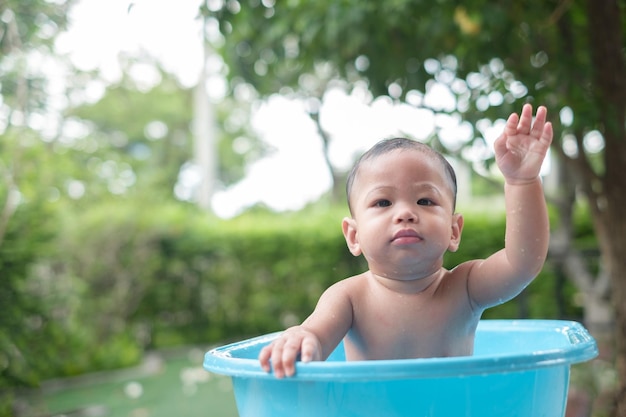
[259,281,354,378]
[467,104,553,308]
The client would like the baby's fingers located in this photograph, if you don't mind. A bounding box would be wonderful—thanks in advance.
[503,111,521,138]
[259,338,290,377]
[300,336,322,363]
[529,106,548,139]
[258,343,273,372]
[267,339,288,378]
[515,103,534,135]
[258,329,321,378]
[280,338,303,377]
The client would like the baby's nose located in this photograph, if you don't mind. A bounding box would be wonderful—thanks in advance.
[394,204,417,223]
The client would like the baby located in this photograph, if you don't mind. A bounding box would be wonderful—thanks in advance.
[260,104,553,378]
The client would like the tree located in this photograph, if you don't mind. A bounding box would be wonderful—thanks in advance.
[67,70,196,201]
[67,63,267,206]
[214,0,626,414]
[0,0,78,412]
[0,0,75,242]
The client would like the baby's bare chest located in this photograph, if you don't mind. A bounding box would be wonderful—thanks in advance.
[346,284,477,359]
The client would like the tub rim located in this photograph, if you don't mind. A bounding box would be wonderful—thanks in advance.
[203,319,598,381]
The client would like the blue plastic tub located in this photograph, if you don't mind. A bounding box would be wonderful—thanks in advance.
[204,320,597,417]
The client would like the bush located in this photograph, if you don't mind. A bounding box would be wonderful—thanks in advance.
[72,202,583,350]
[0,194,64,413]
[3,199,592,394]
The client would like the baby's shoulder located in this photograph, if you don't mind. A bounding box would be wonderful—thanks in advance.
[326,272,368,294]
[316,273,367,306]
[447,259,481,280]
[439,261,484,293]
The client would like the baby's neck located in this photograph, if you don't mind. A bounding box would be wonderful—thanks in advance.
[368,268,445,294]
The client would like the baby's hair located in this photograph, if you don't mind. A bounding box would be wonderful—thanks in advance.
[345,138,458,214]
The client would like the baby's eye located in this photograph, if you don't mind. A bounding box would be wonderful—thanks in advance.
[417,198,435,206]
[374,199,392,207]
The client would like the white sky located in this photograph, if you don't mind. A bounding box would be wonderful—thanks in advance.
[56,0,498,218]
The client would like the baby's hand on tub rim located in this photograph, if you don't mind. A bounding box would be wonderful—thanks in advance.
[259,326,322,378]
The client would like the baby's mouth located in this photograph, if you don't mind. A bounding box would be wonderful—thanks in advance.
[391,229,422,244]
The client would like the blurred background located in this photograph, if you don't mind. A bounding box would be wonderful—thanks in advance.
[1,1,624,416]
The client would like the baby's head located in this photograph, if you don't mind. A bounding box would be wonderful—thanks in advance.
[346,138,458,214]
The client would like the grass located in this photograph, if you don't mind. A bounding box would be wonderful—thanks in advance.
[26,348,239,417]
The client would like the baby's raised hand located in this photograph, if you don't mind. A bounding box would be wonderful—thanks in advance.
[259,326,322,378]
[494,104,553,184]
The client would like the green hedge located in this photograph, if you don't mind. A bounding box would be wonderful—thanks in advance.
[2,200,590,402]
[61,202,584,352]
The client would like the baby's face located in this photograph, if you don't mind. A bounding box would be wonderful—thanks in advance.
[346,149,460,279]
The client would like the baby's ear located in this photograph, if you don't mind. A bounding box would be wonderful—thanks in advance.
[448,213,464,252]
[342,217,362,256]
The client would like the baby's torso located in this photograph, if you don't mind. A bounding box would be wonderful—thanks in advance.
[343,271,480,360]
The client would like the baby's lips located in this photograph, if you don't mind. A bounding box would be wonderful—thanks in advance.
[391,229,421,242]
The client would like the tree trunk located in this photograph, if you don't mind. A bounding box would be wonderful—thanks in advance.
[547,152,612,327]
[193,34,218,211]
[603,214,626,416]
[585,1,626,415]
[309,110,344,204]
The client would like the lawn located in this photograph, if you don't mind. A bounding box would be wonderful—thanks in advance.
[28,348,239,417]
